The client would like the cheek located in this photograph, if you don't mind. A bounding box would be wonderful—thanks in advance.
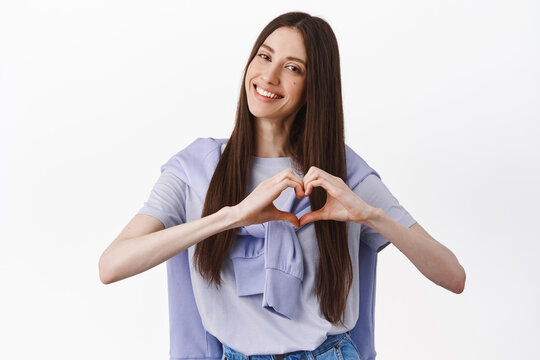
[290,81,305,98]
[245,63,255,80]
[245,69,254,89]
[247,60,262,74]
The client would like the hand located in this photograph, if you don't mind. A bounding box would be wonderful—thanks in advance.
[298,166,377,227]
[233,168,305,229]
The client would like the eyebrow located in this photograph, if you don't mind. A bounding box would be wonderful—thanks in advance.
[260,44,306,66]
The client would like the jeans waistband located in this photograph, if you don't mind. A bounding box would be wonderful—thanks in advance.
[222,331,349,360]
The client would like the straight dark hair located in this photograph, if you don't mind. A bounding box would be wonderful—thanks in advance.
[193,11,351,326]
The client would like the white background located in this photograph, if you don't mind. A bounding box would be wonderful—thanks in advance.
[1,1,538,359]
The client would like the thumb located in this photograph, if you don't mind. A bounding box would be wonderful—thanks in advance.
[272,210,300,229]
[299,210,324,227]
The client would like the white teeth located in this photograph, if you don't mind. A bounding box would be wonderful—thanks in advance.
[256,85,281,99]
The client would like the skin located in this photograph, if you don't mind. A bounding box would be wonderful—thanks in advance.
[100,26,466,295]
[236,26,467,294]
[244,26,307,158]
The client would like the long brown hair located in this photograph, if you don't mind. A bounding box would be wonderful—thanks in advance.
[193,11,351,326]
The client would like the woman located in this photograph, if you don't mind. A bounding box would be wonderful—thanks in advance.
[99,11,466,360]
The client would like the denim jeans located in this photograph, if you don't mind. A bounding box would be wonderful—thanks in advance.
[221,331,362,360]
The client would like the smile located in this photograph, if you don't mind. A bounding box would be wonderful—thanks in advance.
[254,84,284,99]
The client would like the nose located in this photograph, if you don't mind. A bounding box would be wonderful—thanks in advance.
[261,62,280,85]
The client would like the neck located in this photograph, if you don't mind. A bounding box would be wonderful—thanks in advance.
[254,114,295,158]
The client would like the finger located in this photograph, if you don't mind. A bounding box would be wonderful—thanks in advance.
[303,165,319,180]
[288,168,304,183]
[299,209,325,227]
[284,174,305,198]
[281,169,305,193]
[279,178,306,199]
[302,168,331,194]
[272,209,300,229]
[295,183,305,198]
[302,166,330,184]
[301,168,315,185]
[278,168,303,182]
[304,178,325,196]
[268,179,295,197]
[305,174,342,198]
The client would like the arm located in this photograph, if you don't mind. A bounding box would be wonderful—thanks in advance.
[99,167,304,285]
[299,167,466,294]
[364,213,466,293]
[98,207,239,284]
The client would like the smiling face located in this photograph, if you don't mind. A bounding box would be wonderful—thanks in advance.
[244,26,307,122]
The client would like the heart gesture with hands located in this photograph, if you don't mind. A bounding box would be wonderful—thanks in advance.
[298,166,376,227]
[233,166,377,229]
[233,168,306,229]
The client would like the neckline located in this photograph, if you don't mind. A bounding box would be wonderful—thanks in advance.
[251,155,292,166]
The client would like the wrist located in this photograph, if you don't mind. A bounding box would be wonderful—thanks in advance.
[222,205,244,230]
[363,207,384,229]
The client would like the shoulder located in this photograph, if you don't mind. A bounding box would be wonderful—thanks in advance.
[344,143,381,187]
[159,136,229,182]
[352,173,386,197]
[164,136,228,164]
[182,136,228,157]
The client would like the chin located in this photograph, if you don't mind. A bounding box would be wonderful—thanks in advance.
[246,101,272,119]
[249,109,275,119]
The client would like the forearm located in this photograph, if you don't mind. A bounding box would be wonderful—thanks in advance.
[364,208,465,293]
[100,206,240,284]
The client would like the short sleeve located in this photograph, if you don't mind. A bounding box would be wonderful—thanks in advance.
[136,169,187,229]
[353,174,417,252]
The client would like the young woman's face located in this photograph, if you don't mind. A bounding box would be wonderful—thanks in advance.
[244,26,307,122]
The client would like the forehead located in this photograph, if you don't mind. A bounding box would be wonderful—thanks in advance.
[262,27,306,60]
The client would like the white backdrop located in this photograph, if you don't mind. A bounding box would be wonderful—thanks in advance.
[1,1,538,359]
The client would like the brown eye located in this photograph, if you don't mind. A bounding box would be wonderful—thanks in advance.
[287,65,301,73]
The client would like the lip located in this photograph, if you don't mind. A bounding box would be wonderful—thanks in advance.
[253,83,284,102]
